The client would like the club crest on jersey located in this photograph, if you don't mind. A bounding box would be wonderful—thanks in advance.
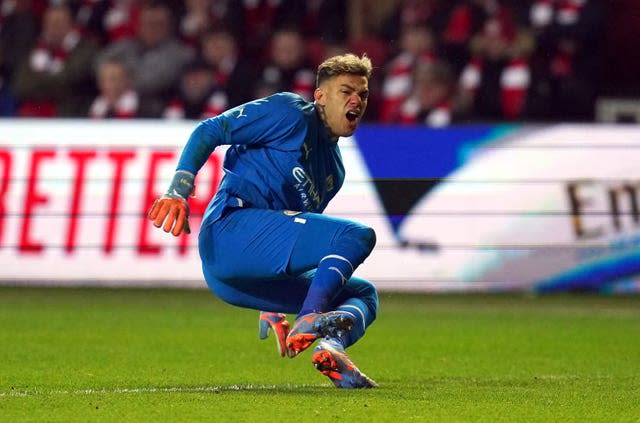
[326,175,334,191]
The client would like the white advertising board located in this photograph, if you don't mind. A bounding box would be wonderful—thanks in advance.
[1,120,639,292]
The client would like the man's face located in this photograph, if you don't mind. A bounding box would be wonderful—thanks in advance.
[202,33,235,66]
[314,74,369,138]
[98,62,130,102]
[181,69,213,102]
[42,7,73,47]
[138,7,171,48]
[271,31,304,70]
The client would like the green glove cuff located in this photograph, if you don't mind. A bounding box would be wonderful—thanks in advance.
[167,170,195,200]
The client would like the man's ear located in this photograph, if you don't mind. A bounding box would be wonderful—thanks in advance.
[314,87,325,105]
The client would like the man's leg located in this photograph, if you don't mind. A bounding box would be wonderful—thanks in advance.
[199,208,376,313]
[308,276,379,388]
[199,208,378,356]
[282,213,376,356]
[287,214,376,317]
[326,276,378,348]
[311,337,378,388]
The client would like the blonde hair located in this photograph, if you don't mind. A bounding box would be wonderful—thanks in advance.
[316,53,372,87]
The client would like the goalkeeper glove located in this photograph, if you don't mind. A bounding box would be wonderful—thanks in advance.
[148,170,194,236]
[259,312,290,357]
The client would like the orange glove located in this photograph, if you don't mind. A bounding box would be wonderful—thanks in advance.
[148,195,191,236]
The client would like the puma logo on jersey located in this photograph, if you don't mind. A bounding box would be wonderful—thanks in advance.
[302,143,311,160]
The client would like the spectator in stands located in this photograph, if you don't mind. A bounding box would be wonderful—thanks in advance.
[522,0,608,121]
[0,0,39,115]
[178,0,213,46]
[237,0,284,59]
[0,84,14,115]
[162,59,226,120]
[95,1,195,117]
[275,0,347,42]
[323,40,350,62]
[75,0,144,45]
[254,27,315,101]
[379,24,438,122]
[199,27,257,108]
[440,0,514,74]
[11,3,99,117]
[178,0,236,46]
[457,17,533,121]
[378,0,453,44]
[0,0,39,82]
[273,0,347,68]
[396,59,456,126]
[89,58,140,118]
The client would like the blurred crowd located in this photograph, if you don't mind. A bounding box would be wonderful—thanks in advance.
[0,0,624,125]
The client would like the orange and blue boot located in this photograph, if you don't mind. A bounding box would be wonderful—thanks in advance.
[258,312,290,357]
[285,311,354,358]
[311,337,378,389]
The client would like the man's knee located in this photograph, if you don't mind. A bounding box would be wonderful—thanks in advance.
[342,277,379,323]
[339,223,376,261]
[357,225,377,255]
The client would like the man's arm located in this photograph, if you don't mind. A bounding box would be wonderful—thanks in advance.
[148,94,304,236]
[147,118,225,236]
[148,169,195,236]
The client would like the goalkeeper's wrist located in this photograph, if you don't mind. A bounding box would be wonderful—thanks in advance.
[166,170,195,200]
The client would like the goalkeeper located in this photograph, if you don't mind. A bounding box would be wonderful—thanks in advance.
[148,54,378,388]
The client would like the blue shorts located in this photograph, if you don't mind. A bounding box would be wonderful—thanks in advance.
[198,208,376,313]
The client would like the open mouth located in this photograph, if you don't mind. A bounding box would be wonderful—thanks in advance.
[346,111,359,122]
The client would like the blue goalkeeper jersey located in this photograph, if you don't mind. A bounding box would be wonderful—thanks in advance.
[176,92,346,224]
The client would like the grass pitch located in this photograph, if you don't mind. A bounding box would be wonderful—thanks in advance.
[0,287,638,422]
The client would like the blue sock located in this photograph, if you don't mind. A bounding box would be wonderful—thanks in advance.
[336,298,374,348]
[298,254,354,317]
[297,223,375,318]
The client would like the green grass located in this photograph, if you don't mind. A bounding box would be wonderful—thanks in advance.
[1,287,639,422]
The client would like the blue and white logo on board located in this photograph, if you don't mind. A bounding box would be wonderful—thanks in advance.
[353,124,640,293]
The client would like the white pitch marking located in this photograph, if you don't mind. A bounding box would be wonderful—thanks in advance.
[0,383,328,397]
